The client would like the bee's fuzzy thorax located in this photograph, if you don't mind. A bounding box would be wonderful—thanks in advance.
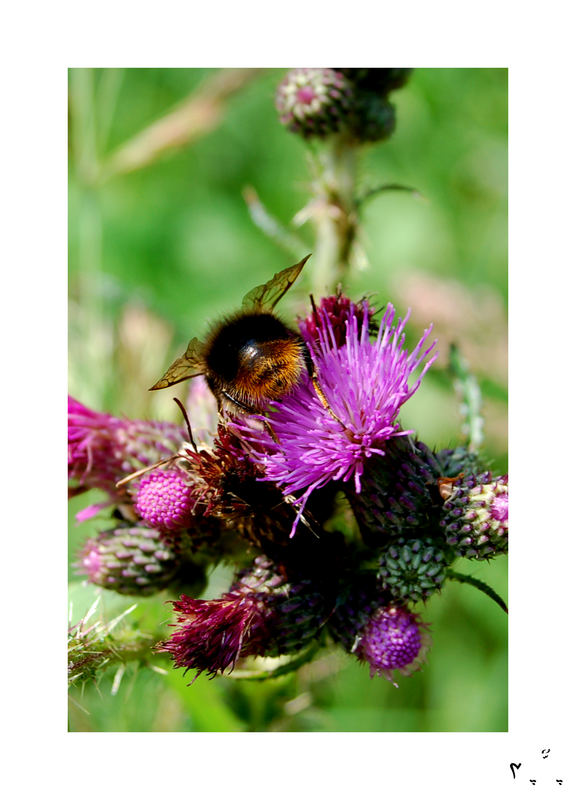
[202,311,307,411]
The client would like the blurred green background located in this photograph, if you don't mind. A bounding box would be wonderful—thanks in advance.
[68,68,507,732]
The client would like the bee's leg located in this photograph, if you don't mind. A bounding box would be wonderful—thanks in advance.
[304,350,347,430]
[311,373,343,423]
[221,390,255,414]
[221,390,280,444]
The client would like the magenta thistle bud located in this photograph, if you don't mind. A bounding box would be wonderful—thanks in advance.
[77,525,181,596]
[298,292,374,349]
[68,396,187,515]
[275,68,354,138]
[356,605,428,684]
[440,474,508,559]
[135,468,194,533]
[232,301,437,534]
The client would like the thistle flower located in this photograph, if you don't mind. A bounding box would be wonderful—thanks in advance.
[77,525,181,596]
[68,396,187,517]
[298,292,374,348]
[328,577,429,683]
[233,301,437,533]
[355,605,429,684]
[135,468,195,533]
[160,556,329,678]
[163,595,256,678]
[440,474,508,559]
[275,68,354,138]
[156,431,288,541]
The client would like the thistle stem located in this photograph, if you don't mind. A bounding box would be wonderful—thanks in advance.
[446,569,508,614]
[449,343,484,453]
[310,137,359,295]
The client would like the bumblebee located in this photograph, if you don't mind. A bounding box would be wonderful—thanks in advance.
[150,255,313,414]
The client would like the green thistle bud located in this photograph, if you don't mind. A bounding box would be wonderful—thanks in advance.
[331,68,413,142]
[377,538,455,603]
[78,525,181,596]
[348,93,396,143]
[275,68,354,139]
[337,68,413,94]
[440,474,508,559]
[345,439,446,541]
[435,446,483,478]
[345,438,486,543]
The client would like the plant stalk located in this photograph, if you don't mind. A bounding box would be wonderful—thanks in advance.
[309,136,359,295]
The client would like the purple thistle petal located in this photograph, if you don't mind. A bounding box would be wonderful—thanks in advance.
[75,501,114,522]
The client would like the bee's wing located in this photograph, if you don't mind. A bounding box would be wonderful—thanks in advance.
[241,254,311,313]
[149,337,205,390]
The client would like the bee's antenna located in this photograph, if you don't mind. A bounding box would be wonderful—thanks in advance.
[115,457,176,488]
[173,397,198,453]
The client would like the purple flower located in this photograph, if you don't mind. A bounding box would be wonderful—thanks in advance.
[356,605,429,685]
[68,397,127,492]
[490,492,509,523]
[298,292,372,348]
[232,302,437,532]
[135,468,194,533]
[328,578,430,684]
[160,592,265,679]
